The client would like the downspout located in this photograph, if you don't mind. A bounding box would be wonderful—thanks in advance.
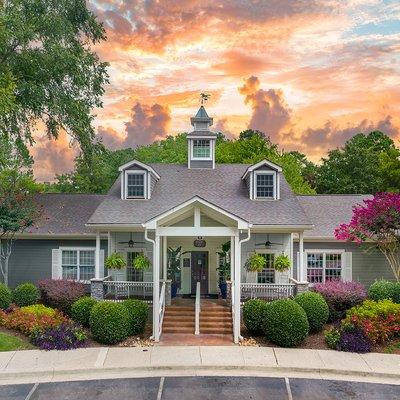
[144,228,157,340]
[235,225,251,341]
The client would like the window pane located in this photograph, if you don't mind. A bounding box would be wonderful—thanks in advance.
[127,173,145,197]
[79,250,95,281]
[325,253,342,281]
[257,253,275,283]
[256,174,274,198]
[193,139,210,158]
[62,250,78,280]
[127,251,143,281]
[307,253,323,284]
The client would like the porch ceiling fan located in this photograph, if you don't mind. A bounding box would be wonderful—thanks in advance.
[118,233,145,248]
[255,234,283,248]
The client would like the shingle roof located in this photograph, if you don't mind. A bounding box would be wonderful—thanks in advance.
[297,194,372,239]
[88,164,312,227]
[186,130,217,137]
[25,193,106,235]
[195,106,209,118]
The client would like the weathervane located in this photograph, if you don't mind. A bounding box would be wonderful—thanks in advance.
[200,92,210,105]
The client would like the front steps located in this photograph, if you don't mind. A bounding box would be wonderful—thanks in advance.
[162,301,232,335]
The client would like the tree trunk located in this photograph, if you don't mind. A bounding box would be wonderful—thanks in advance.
[0,238,12,287]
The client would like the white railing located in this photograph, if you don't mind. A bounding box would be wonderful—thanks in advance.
[230,281,235,332]
[240,282,296,303]
[103,280,153,302]
[195,281,201,335]
[158,281,166,338]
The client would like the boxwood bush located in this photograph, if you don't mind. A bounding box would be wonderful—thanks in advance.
[368,280,400,303]
[263,299,309,347]
[13,283,40,307]
[122,299,148,335]
[71,297,97,327]
[243,299,269,335]
[0,283,12,310]
[294,291,329,333]
[89,302,130,344]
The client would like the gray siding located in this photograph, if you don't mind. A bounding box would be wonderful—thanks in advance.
[8,239,108,288]
[190,160,213,169]
[293,241,393,288]
[150,174,157,196]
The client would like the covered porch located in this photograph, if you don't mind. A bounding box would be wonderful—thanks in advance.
[90,197,310,343]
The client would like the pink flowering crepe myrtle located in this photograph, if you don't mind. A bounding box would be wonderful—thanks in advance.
[334,193,400,281]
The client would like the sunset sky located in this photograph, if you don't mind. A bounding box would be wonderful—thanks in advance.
[33,0,400,181]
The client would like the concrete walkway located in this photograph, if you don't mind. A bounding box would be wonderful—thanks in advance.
[0,346,399,386]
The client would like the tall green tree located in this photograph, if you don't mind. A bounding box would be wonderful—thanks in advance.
[378,148,400,192]
[0,0,108,163]
[316,131,396,194]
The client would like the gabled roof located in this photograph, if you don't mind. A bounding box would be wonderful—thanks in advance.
[87,164,311,227]
[242,160,282,179]
[297,194,371,239]
[118,159,160,180]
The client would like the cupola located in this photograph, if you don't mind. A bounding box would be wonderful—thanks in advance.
[187,105,217,169]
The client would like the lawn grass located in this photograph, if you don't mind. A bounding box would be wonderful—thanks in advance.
[0,332,34,351]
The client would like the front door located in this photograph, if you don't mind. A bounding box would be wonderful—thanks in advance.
[191,251,208,295]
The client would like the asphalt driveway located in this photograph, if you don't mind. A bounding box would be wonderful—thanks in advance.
[0,376,399,400]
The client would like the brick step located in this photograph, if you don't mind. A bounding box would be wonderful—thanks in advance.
[201,308,230,313]
[200,327,232,334]
[200,322,232,329]
[163,321,194,328]
[163,327,194,333]
[165,307,194,312]
[201,313,231,318]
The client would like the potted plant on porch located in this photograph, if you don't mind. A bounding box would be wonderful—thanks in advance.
[245,252,266,272]
[217,241,231,299]
[105,252,126,270]
[167,246,187,298]
[132,254,151,271]
[273,254,291,272]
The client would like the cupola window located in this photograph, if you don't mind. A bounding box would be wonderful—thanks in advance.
[192,139,211,159]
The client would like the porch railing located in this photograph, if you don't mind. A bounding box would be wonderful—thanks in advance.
[195,281,201,335]
[158,281,166,338]
[240,282,296,303]
[103,280,153,303]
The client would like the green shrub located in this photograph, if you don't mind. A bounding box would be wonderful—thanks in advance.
[263,299,309,347]
[71,297,97,327]
[21,304,56,317]
[89,302,130,344]
[0,284,12,309]
[324,327,340,350]
[122,299,148,335]
[243,299,269,335]
[368,280,400,303]
[13,283,40,307]
[294,291,329,333]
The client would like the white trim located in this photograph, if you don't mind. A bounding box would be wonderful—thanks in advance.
[242,159,282,179]
[118,159,161,179]
[253,171,277,200]
[190,138,213,161]
[144,196,250,229]
[194,207,201,227]
[156,226,237,237]
[124,170,147,199]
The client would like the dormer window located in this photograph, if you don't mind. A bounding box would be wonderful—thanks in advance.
[192,139,211,159]
[242,160,282,200]
[255,172,275,199]
[126,171,145,198]
[118,160,160,200]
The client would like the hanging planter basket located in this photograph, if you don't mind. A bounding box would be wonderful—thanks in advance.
[245,253,266,273]
[105,252,126,270]
[132,254,151,271]
[274,254,291,272]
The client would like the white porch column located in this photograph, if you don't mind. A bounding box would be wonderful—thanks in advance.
[153,234,161,342]
[233,234,241,343]
[230,236,234,281]
[298,231,304,281]
[95,231,101,279]
[162,236,168,280]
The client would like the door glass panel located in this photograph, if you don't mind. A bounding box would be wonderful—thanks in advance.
[127,251,143,281]
[257,253,275,283]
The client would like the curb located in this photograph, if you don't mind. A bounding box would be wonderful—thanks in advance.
[1,364,399,385]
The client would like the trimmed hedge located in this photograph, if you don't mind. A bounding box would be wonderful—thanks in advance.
[294,292,329,333]
[0,283,12,310]
[122,299,148,335]
[368,280,400,303]
[13,283,40,307]
[263,299,309,347]
[89,302,130,344]
[243,299,269,335]
[71,297,97,328]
